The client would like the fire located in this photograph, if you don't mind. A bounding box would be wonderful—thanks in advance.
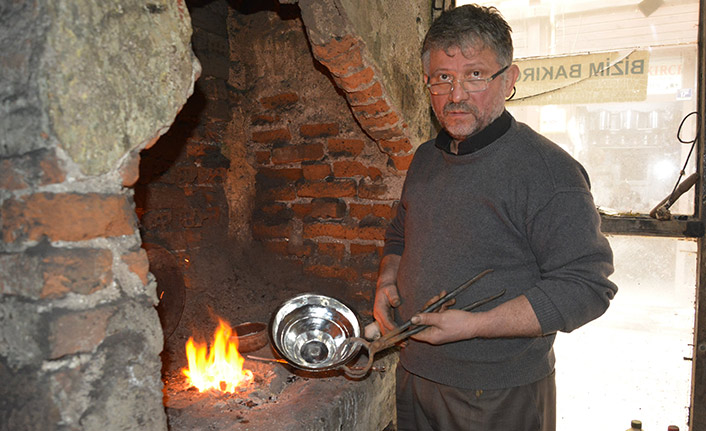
[182,318,253,393]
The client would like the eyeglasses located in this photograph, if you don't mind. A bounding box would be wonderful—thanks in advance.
[426,65,509,95]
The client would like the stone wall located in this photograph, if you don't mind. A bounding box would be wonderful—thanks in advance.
[0,1,199,429]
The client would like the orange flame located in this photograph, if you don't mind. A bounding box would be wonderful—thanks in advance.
[182,318,253,393]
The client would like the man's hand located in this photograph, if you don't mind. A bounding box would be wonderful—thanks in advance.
[374,282,400,334]
[374,255,402,335]
[409,295,543,345]
[409,309,475,344]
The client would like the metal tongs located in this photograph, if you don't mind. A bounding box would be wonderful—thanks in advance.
[335,268,505,378]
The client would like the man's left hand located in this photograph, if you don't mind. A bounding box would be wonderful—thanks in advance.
[409,309,477,344]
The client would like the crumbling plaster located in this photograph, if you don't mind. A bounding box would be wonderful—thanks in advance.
[337,0,431,145]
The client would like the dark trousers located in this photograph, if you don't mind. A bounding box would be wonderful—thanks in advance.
[396,366,556,431]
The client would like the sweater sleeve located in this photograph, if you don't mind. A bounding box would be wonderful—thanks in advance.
[383,195,406,257]
[523,188,618,334]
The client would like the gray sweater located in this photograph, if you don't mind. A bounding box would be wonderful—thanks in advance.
[384,115,617,390]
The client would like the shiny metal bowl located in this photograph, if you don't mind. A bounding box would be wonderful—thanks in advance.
[270,294,361,370]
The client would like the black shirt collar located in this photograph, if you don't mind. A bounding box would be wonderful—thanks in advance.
[435,110,512,155]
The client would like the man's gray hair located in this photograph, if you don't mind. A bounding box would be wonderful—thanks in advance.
[422,4,514,73]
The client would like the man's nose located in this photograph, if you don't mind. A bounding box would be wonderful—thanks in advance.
[449,83,469,103]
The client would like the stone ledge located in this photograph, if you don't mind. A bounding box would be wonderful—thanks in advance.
[237,352,397,431]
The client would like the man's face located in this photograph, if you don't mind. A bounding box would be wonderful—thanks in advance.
[425,45,517,143]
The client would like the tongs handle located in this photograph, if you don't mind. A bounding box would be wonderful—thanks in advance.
[339,269,500,378]
[378,268,495,348]
[394,288,506,342]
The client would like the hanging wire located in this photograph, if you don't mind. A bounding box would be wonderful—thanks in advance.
[664,111,700,210]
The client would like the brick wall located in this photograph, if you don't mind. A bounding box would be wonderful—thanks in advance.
[136,1,418,305]
[233,3,413,296]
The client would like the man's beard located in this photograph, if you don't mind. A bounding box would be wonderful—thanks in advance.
[435,96,506,142]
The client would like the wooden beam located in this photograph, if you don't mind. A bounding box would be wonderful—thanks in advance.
[600,215,705,238]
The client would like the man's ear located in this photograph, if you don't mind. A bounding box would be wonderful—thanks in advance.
[505,64,520,97]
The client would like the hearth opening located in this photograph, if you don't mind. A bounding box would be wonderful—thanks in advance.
[133,0,414,429]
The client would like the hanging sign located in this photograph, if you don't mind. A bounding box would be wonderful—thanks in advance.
[509,50,650,105]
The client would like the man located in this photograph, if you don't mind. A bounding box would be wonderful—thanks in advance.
[373,5,618,431]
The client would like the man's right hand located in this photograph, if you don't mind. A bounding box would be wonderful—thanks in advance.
[373,254,402,335]
[374,282,400,334]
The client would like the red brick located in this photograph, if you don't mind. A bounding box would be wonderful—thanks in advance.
[372,204,395,219]
[303,221,384,241]
[366,125,406,141]
[318,242,346,259]
[368,167,383,180]
[349,203,372,219]
[351,203,394,220]
[327,138,365,156]
[259,167,303,182]
[252,222,291,239]
[357,225,387,240]
[122,249,149,285]
[291,202,312,217]
[358,182,389,200]
[186,142,217,158]
[255,151,271,164]
[303,221,347,239]
[49,308,113,359]
[259,202,289,216]
[335,67,375,92]
[302,163,331,180]
[300,123,339,139]
[298,179,356,198]
[357,111,400,130]
[310,198,347,219]
[311,35,359,62]
[139,209,172,232]
[0,247,113,299]
[304,264,358,282]
[0,149,66,190]
[251,114,280,125]
[272,143,325,164]
[252,128,291,144]
[259,185,297,201]
[351,99,392,118]
[333,161,368,178]
[390,153,415,171]
[42,248,113,298]
[350,243,378,255]
[379,138,413,155]
[323,46,365,77]
[1,193,137,243]
[0,159,27,190]
[259,92,299,110]
[37,152,66,184]
[139,184,186,210]
[347,82,383,106]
